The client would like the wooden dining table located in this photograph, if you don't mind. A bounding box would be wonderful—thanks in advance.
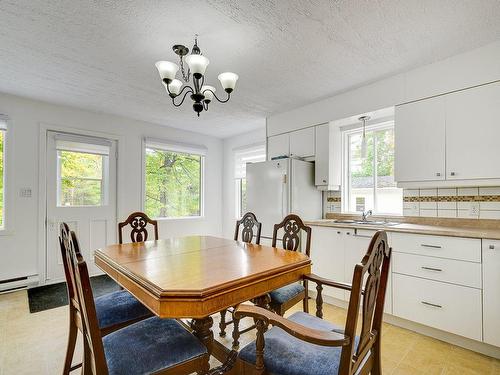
[94,235,311,372]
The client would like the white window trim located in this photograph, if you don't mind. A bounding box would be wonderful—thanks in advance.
[142,137,205,220]
[233,142,266,218]
[341,120,402,216]
[0,115,11,235]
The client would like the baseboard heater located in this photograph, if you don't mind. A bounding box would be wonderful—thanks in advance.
[0,275,39,293]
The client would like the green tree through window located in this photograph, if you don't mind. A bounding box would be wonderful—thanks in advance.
[145,148,202,218]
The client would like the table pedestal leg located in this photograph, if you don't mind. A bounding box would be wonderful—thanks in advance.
[191,317,213,374]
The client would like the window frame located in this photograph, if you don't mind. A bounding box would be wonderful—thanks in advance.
[233,143,266,218]
[142,139,205,220]
[0,119,6,232]
[341,120,402,216]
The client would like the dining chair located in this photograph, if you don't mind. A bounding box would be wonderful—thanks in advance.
[65,228,210,375]
[219,212,262,340]
[231,214,311,349]
[118,211,159,244]
[59,223,153,374]
[269,214,312,316]
[235,230,392,375]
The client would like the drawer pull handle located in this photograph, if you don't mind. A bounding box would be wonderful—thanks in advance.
[421,244,442,249]
[421,266,442,272]
[489,245,495,250]
[354,234,373,238]
[421,301,442,308]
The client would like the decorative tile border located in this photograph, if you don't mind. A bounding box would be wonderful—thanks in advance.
[326,197,341,202]
[403,195,500,202]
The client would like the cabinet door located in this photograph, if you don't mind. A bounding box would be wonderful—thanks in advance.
[309,226,345,300]
[267,133,290,160]
[289,127,315,158]
[446,82,500,180]
[483,240,500,347]
[314,124,329,185]
[395,97,446,182]
[344,230,392,313]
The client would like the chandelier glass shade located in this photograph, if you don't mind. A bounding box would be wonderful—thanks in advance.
[155,36,238,116]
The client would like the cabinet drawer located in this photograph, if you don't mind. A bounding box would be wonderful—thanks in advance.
[393,274,482,340]
[391,233,481,262]
[393,252,481,288]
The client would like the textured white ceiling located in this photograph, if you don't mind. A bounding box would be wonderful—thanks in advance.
[1,1,500,138]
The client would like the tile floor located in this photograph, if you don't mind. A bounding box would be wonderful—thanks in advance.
[0,290,499,374]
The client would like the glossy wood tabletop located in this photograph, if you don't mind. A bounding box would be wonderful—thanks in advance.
[95,235,311,318]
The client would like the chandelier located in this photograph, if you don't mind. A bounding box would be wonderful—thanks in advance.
[155,35,238,117]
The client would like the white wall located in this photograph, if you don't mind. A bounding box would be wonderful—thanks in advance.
[221,128,266,239]
[267,41,500,135]
[0,93,223,282]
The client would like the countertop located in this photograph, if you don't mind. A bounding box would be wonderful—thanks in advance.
[305,219,500,240]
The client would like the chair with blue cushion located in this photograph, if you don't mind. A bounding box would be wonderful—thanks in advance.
[59,223,153,374]
[64,228,210,375]
[269,214,312,316]
[235,230,391,375]
[219,212,262,338]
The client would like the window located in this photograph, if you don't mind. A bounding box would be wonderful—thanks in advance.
[144,139,205,219]
[56,136,111,207]
[343,121,402,215]
[0,117,6,229]
[234,144,266,217]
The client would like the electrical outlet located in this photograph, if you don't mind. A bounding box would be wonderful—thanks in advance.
[19,187,32,198]
[469,202,479,217]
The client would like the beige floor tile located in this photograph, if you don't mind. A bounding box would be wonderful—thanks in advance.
[1,290,500,374]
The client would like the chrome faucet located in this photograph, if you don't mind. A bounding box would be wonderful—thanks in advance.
[361,210,373,222]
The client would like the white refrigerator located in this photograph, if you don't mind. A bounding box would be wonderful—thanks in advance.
[246,158,323,240]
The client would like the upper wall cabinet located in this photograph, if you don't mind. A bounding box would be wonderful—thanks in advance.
[395,81,500,186]
[315,123,341,190]
[446,82,500,180]
[289,127,315,158]
[395,96,446,182]
[267,127,315,160]
[267,133,290,160]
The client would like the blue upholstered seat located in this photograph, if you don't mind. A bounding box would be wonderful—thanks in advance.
[239,311,359,375]
[94,290,152,330]
[103,317,207,375]
[269,283,305,304]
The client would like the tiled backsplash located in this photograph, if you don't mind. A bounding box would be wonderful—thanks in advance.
[403,187,500,219]
[324,187,500,219]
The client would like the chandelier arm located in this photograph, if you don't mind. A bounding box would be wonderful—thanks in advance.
[204,89,231,103]
[165,82,193,98]
[171,86,194,107]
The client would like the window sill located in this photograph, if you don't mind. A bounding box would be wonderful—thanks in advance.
[154,216,205,221]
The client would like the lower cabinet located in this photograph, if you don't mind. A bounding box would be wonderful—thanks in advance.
[310,226,346,300]
[393,273,482,341]
[483,240,500,347]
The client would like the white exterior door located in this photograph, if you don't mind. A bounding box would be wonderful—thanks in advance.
[45,131,117,282]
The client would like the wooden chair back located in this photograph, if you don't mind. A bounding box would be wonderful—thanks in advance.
[272,214,312,256]
[339,230,391,374]
[59,223,82,312]
[234,212,262,244]
[67,230,109,374]
[118,211,159,244]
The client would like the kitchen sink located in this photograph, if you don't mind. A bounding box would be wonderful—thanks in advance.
[332,219,399,227]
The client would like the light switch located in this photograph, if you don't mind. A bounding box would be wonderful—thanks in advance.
[19,188,32,198]
[469,202,479,216]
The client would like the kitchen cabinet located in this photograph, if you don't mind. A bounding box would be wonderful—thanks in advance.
[314,123,341,190]
[395,81,500,185]
[445,82,500,180]
[395,96,446,182]
[289,127,315,158]
[483,239,500,347]
[344,229,392,313]
[267,133,290,160]
[309,226,346,300]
